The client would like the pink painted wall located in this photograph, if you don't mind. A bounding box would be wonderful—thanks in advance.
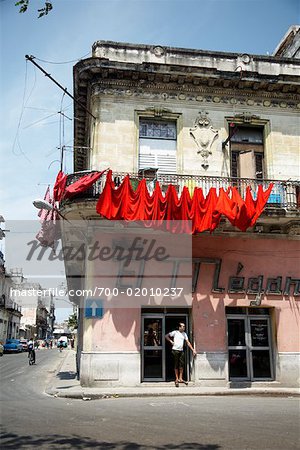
[91,308,141,351]
[192,235,300,353]
[88,232,299,354]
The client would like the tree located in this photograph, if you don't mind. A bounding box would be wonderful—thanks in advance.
[15,0,53,18]
[67,312,78,331]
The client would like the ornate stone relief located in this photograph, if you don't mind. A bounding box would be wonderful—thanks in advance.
[189,112,219,169]
[233,112,260,124]
[144,107,172,117]
[90,83,300,111]
[151,46,165,57]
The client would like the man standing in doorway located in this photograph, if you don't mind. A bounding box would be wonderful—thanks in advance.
[165,322,196,387]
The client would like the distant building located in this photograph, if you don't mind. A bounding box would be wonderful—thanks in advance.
[273,25,300,58]
[0,220,22,342]
[9,271,55,340]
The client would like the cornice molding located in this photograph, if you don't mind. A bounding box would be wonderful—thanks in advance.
[90,81,300,110]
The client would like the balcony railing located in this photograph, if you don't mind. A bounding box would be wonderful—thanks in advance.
[6,302,22,313]
[65,171,300,212]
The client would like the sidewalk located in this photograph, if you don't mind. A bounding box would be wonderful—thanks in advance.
[45,350,300,400]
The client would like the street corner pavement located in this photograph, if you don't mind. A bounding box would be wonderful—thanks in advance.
[45,349,82,398]
[45,350,300,400]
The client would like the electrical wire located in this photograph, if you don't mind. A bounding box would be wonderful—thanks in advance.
[45,138,73,158]
[22,112,58,129]
[59,92,66,166]
[12,60,35,161]
[15,134,32,163]
[25,102,72,113]
[25,106,61,113]
[34,52,91,65]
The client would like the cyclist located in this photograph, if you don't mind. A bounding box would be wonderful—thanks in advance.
[27,338,36,364]
[57,339,64,352]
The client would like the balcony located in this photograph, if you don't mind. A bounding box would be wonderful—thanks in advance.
[6,302,22,314]
[64,171,300,213]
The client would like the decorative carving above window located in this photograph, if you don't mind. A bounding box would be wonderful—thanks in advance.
[144,107,172,118]
[189,111,219,169]
[233,112,260,124]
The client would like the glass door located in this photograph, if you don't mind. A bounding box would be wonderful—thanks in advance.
[227,310,274,381]
[141,312,190,382]
[227,317,249,379]
[249,317,273,380]
[165,314,189,382]
[142,316,164,381]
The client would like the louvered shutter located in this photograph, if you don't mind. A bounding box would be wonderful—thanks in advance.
[139,120,177,174]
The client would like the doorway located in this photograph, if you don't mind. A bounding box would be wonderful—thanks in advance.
[226,307,274,381]
[141,310,190,382]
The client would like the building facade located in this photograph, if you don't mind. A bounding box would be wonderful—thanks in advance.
[10,275,55,340]
[17,282,55,340]
[58,30,300,387]
[0,248,22,342]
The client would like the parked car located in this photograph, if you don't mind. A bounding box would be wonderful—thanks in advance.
[19,339,29,351]
[0,342,3,356]
[3,339,23,353]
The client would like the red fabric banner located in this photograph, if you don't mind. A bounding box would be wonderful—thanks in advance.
[96,171,274,233]
[64,170,107,199]
[36,186,60,248]
[53,171,67,202]
[53,169,107,202]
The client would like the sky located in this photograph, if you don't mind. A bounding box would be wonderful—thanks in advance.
[0,0,299,320]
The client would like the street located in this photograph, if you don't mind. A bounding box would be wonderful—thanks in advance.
[0,349,299,450]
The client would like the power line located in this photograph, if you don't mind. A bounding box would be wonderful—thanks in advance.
[25,55,96,120]
[34,52,90,65]
[22,112,58,130]
[12,60,33,161]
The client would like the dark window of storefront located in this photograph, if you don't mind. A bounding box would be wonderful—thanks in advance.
[226,307,274,381]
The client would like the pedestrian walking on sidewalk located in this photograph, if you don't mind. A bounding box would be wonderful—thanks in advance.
[165,322,196,387]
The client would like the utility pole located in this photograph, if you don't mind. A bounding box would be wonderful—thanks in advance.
[25,55,96,120]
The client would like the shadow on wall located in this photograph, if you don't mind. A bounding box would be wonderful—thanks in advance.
[108,307,140,349]
[193,292,227,375]
[107,292,193,349]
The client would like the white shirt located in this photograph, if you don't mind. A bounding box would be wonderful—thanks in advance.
[169,330,188,351]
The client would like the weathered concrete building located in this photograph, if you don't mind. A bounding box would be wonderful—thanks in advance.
[0,238,22,342]
[58,29,300,388]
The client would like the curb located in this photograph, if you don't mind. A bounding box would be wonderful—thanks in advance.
[46,388,300,400]
[45,350,300,400]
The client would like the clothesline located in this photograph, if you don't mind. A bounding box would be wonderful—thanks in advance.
[96,170,273,233]
[36,169,273,245]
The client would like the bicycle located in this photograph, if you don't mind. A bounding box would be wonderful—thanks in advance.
[28,348,35,365]
[58,341,64,352]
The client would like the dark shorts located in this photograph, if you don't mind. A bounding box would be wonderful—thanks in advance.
[28,349,35,362]
[172,350,185,369]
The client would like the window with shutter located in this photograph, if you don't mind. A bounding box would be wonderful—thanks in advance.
[231,151,239,178]
[139,120,177,174]
[255,152,264,179]
[230,126,264,180]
